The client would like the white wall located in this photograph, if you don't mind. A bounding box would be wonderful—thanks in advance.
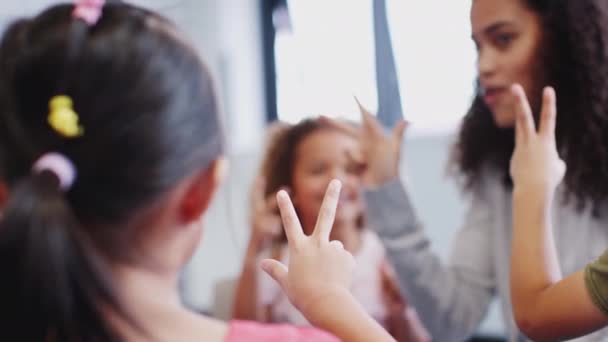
[135,0,268,154]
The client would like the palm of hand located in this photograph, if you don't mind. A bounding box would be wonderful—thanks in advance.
[509,85,566,194]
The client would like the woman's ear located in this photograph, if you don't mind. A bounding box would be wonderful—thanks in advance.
[179,158,229,223]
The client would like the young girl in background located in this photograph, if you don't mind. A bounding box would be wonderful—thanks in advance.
[232,119,429,341]
[0,1,394,341]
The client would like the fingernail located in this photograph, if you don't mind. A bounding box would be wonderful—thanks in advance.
[277,190,288,200]
[330,179,342,190]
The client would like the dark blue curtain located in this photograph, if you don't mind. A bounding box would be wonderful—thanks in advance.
[373,0,404,127]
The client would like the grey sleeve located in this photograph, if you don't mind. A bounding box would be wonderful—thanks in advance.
[364,178,496,342]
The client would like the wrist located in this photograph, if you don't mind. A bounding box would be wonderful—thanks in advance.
[512,186,555,214]
[299,287,358,326]
[301,287,395,341]
[513,185,555,202]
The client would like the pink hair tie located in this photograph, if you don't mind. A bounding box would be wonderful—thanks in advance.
[32,153,77,191]
[73,0,106,26]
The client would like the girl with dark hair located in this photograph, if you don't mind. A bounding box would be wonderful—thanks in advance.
[326,0,608,341]
[0,1,394,341]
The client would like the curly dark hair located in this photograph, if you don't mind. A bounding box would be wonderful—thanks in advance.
[258,118,364,243]
[453,0,608,211]
[260,119,326,199]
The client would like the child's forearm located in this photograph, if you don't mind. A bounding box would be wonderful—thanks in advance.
[304,288,396,342]
[232,236,267,320]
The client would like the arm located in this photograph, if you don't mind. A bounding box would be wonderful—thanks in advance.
[304,288,396,342]
[380,258,430,342]
[232,177,282,321]
[509,85,608,341]
[231,236,268,321]
[385,307,430,342]
[510,190,606,340]
[365,178,495,342]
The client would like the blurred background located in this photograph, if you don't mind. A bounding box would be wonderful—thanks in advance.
[0,1,504,340]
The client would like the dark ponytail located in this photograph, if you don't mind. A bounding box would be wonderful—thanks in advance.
[0,170,124,341]
[0,5,130,340]
[0,2,223,340]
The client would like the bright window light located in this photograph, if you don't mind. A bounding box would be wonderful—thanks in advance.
[275,0,476,135]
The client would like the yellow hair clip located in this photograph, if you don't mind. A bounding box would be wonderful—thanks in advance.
[48,95,84,138]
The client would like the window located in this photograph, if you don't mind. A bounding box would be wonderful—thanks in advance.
[272,0,476,135]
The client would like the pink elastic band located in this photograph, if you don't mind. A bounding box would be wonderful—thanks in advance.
[72,0,105,26]
[32,153,77,191]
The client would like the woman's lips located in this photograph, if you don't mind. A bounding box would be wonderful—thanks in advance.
[482,86,507,106]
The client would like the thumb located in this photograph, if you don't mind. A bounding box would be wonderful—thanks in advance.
[260,259,288,289]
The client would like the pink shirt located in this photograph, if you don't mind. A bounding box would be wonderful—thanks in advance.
[225,320,339,341]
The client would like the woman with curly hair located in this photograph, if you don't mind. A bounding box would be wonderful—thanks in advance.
[326,0,608,341]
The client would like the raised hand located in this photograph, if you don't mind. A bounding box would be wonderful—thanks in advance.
[249,177,283,246]
[509,84,565,197]
[321,98,407,187]
[260,180,356,316]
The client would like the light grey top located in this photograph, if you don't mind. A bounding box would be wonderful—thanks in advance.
[364,173,608,342]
